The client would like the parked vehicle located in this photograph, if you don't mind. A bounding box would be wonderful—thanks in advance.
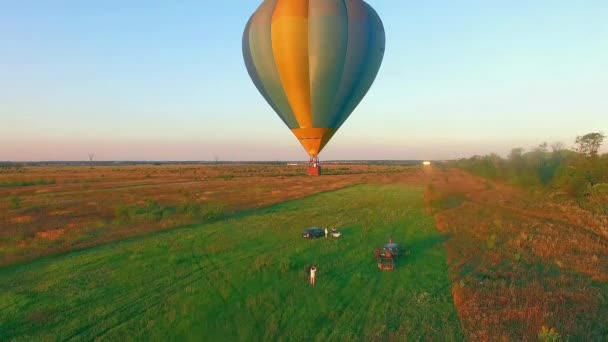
[302,227,324,239]
[382,242,402,258]
[373,241,403,271]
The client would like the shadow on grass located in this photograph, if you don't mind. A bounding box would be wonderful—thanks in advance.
[407,234,451,257]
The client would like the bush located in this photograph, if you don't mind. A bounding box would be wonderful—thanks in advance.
[278,258,294,273]
[0,178,56,188]
[114,204,134,225]
[486,234,497,250]
[592,183,608,193]
[254,255,272,271]
[176,202,225,221]
[9,196,21,209]
[114,200,226,226]
[114,200,174,225]
[538,326,561,342]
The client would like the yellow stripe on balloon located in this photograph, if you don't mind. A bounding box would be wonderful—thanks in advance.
[271,0,313,128]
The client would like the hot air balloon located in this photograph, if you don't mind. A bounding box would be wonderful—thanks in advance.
[243,0,385,175]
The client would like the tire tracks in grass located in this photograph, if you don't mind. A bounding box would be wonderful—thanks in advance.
[98,224,295,340]
[203,252,264,338]
[193,233,297,338]
[187,230,245,340]
[253,237,299,338]
[62,268,205,341]
[88,269,207,341]
[82,229,224,340]
[62,231,219,340]
[83,230,222,340]
[340,264,384,340]
[194,236,301,340]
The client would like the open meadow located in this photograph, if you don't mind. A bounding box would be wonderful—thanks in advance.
[1,163,607,340]
[0,163,420,266]
[1,181,463,340]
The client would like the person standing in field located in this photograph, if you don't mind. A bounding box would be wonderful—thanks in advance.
[310,265,317,286]
[324,227,328,238]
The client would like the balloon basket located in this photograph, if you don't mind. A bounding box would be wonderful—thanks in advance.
[308,166,321,176]
[307,157,321,176]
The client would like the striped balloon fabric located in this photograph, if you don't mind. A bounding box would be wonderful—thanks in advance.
[243,0,385,157]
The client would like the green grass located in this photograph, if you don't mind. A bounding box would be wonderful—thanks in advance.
[0,178,56,188]
[9,196,21,209]
[0,184,463,341]
[113,200,225,226]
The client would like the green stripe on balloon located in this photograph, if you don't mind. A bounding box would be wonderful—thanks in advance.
[308,0,349,128]
[334,3,385,128]
[243,0,299,129]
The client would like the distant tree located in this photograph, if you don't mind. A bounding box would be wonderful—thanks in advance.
[551,142,565,153]
[509,148,524,160]
[528,143,556,186]
[507,148,525,178]
[574,132,605,158]
[533,142,548,153]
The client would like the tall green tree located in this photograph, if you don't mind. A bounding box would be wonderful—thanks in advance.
[574,132,605,158]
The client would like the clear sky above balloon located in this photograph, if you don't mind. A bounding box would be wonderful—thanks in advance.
[1,1,606,161]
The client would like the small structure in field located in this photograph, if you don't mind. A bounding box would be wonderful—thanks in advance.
[422,161,431,166]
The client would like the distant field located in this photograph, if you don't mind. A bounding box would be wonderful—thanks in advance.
[0,184,463,340]
[0,163,424,266]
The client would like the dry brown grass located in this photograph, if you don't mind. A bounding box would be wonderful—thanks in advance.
[427,170,608,340]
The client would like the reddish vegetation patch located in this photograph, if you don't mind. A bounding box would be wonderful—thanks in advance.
[427,170,608,340]
[9,215,33,224]
[48,210,72,216]
[35,229,65,241]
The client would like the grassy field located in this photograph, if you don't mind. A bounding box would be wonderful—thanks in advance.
[0,184,463,341]
[3,164,606,339]
[0,163,424,266]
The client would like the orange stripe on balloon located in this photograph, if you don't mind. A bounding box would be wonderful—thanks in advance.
[271,0,313,128]
[291,128,337,157]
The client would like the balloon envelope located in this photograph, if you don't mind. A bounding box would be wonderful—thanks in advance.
[243,0,385,157]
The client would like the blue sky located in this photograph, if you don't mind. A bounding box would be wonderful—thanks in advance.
[1,1,606,161]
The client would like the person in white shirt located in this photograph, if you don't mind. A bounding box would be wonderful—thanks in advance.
[324,228,328,238]
[309,265,317,286]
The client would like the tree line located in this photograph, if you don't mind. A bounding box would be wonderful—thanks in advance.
[451,132,607,198]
